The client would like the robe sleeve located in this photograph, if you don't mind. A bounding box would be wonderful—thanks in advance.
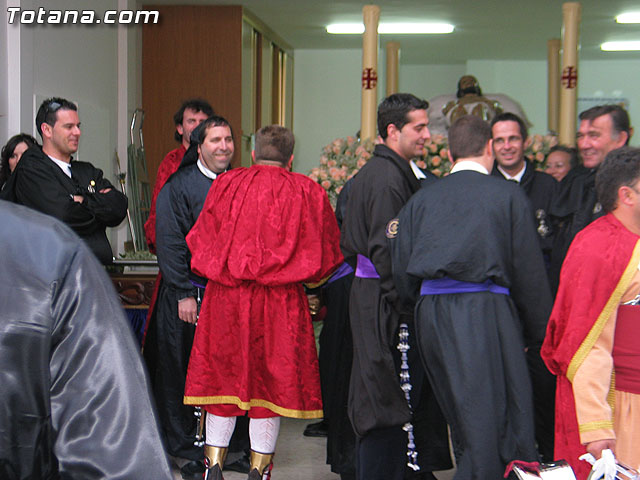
[368,183,409,310]
[389,195,422,316]
[79,166,128,227]
[50,242,173,479]
[156,181,197,299]
[509,190,553,348]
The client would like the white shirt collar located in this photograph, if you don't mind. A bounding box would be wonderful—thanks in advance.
[197,159,218,180]
[450,160,489,175]
[48,155,72,178]
[497,162,526,183]
[410,160,427,180]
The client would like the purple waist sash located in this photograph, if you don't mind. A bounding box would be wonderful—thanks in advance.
[356,254,380,279]
[420,277,509,296]
[190,279,206,289]
[328,262,354,284]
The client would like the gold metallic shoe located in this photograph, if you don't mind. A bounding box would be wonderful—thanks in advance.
[203,445,228,480]
[247,450,273,480]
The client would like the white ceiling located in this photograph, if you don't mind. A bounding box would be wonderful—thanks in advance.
[146,0,640,64]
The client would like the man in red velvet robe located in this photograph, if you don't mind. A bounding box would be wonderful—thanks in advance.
[184,125,343,480]
[542,146,640,478]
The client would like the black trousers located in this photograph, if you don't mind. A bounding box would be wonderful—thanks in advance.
[356,425,406,480]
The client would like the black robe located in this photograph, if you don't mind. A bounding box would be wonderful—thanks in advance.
[0,146,127,264]
[548,165,604,295]
[491,161,558,258]
[144,160,212,460]
[0,201,173,480]
[340,145,450,474]
[491,161,558,461]
[390,170,552,479]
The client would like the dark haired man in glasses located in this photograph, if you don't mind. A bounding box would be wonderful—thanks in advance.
[1,97,127,265]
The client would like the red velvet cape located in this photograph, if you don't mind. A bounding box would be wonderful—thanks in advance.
[144,145,186,253]
[184,165,343,418]
[541,214,640,478]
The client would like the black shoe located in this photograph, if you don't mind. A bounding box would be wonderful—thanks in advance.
[303,419,328,437]
[180,460,205,480]
[223,452,250,474]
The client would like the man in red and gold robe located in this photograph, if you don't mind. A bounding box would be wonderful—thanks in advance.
[184,125,343,480]
[542,146,640,479]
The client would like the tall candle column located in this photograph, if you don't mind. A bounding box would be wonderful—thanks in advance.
[361,5,380,141]
[559,2,581,146]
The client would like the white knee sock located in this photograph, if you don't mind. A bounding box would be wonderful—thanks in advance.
[249,417,280,454]
[205,413,237,447]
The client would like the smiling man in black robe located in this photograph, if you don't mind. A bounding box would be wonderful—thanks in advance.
[390,115,552,479]
[341,93,450,480]
[144,115,239,479]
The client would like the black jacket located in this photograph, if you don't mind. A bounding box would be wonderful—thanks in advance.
[0,200,173,480]
[492,161,558,255]
[0,146,127,264]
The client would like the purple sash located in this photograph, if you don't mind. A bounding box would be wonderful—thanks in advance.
[190,279,206,289]
[355,254,380,279]
[328,262,354,284]
[420,277,509,296]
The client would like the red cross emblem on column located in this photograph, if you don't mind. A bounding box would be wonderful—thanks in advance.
[561,66,578,89]
[362,68,378,89]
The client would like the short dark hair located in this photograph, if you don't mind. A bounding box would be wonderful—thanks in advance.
[490,112,528,140]
[195,115,233,145]
[173,99,214,143]
[1,133,38,185]
[596,146,640,213]
[448,115,491,161]
[377,93,429,140]
[254,125,295,165]
[35,97,77,137]
[579,104,631,145]
[548,144,580,168]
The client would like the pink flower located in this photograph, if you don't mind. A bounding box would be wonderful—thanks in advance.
[320,155,328,165]
[432,134,445,144]
[346,136,357,146]
[416,160,427,169]
[431,156,442,167]
[439,148,449,159]
[321,180,331,189]
[357,158,367,168]
[332,145,341,154]
[429,143,438,154]
[328,159,337,167]
[432,168,442,177]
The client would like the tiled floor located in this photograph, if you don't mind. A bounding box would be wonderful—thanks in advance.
[171,418,455,480]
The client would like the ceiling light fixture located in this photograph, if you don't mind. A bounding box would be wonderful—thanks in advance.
[326,22,454,35]
[616,12,640,23]
[601,41,640,51]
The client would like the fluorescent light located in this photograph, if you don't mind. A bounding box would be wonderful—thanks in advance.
[327,23,365,34]
[601,41,640,51]
[616,12,640,23]
[326,22,454,35]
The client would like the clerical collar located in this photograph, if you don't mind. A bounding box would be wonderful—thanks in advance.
[47,154,73,178]
[197,159,218,180]
[410,160,427,180]
[450,160,489,175]
[497,162,526,183]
